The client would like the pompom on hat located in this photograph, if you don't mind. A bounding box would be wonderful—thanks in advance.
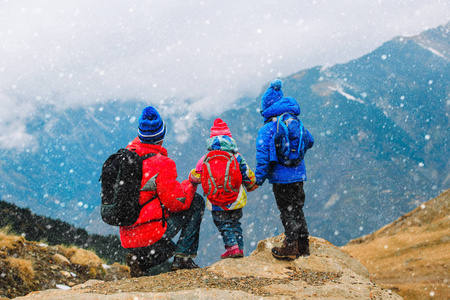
[138,106,166,144]
[210,118,232,138]
[261,79,283,112]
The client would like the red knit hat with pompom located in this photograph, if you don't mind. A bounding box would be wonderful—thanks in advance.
[210,118,232,138]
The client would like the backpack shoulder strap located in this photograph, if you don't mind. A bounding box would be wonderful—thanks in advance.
[139,152,165,226]
[277,113,300,129]
[140,152,157,160]
[222,151,239,193]
[203,152,219,195]
[140,193,158,208]
[276,113,289,133]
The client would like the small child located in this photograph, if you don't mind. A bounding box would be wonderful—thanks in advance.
[255,79,314,259]
[189,118,257,259]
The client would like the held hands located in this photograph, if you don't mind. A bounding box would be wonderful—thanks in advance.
[188,168,202,185]
[246,184,259,192]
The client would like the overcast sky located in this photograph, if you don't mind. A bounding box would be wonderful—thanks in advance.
[0,0,449,150]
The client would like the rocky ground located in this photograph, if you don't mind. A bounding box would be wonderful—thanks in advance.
[0,230,128,299]
[10,235,401,299]
[83,265,342,297]
[3,190,448,299]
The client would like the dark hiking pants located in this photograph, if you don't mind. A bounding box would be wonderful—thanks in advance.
[212,208,244,250]
[127,193,205,270]
[273,181,309,243]
[163,193,205,257]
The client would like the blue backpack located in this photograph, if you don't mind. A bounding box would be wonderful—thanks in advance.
[271,113,307,167]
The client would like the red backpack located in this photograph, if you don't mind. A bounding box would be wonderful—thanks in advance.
[201,150,243,206]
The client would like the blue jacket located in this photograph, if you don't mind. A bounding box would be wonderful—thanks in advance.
[255,97,314,185]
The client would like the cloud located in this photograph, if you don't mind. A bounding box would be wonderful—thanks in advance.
[0,0,448,149]
[0,94,39,151]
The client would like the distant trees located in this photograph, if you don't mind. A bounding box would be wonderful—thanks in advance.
[0,200,126,264]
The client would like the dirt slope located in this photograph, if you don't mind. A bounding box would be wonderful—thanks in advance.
[342,189,450,300]
[0,229,129,299]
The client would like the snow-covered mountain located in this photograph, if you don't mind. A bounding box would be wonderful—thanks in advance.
[287,22,450,245]
[1,23,448,267]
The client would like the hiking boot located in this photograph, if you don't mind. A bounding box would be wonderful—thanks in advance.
[171,256,200,271]
[220,245,243,259]
[271,240,299,260]
[125,253,145,278]
[298,238,310,257]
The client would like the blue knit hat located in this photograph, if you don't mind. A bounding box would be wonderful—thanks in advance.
[138,106,166,144]
[261,79,283,112]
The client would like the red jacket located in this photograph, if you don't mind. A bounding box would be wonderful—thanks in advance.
[119,137,197,248]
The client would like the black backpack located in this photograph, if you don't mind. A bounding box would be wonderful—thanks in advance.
[100,148,156,226]
[272,113,307,167]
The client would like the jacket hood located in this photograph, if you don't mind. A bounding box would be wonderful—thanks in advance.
[127,137,168,157]
[206,135,238,153]
[261,97,301,121]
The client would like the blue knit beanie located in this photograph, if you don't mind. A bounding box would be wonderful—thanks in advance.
[138,106,166,144]
[261,79,283,112]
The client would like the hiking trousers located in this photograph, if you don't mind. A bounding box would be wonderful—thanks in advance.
[273,181,309,243]
[127,193,205,270]
[212,208,244,250]
[163,193,205,257]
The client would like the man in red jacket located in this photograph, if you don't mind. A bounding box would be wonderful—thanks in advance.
[120,106,205,277]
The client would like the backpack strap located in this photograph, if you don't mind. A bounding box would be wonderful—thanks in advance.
[138,196,166,227]
[223,152,239,193]
[203,155,219,196]
[141,152,157,160]
[276,113,289,133]
[139,152,166,226]
[277,113,303,149]
[140,193,158,208]
[157,197,166,227]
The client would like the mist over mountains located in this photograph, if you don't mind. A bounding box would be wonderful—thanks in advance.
[1,23,448,267]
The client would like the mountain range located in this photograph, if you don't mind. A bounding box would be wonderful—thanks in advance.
[0,22,448,267]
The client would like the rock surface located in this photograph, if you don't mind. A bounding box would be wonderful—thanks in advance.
[14,235,401,299]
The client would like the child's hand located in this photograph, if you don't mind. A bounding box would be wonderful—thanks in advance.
[246,184,259,192]
[189,168,201,185]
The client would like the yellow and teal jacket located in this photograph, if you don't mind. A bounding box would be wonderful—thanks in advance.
[189,135,256,211]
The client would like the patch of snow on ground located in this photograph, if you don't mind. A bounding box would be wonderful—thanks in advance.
[56,284,71,290]
[418,43,447,59]
[328,86,365,104]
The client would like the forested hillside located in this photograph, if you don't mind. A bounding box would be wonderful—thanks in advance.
[0,200,125,264]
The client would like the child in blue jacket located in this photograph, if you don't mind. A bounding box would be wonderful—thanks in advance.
[254,79,314,260]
